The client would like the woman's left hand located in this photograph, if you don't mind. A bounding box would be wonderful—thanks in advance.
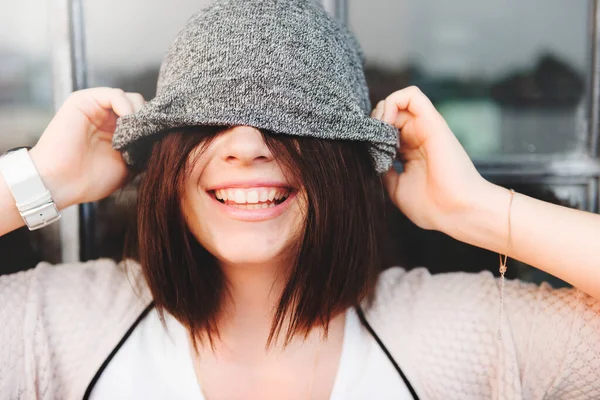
[371,86,490,231]
[373,87,600,301]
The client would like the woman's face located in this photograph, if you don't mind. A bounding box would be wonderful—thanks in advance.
[181,125,305,267]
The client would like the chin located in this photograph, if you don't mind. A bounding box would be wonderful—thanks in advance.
[209,232,294,267]
[217,252,281,267]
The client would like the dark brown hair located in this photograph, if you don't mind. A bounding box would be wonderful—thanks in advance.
[122,126,387,348]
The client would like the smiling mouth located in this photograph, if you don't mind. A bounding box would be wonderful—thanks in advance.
[210,187,292,209]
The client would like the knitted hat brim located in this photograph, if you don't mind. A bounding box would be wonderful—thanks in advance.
[113,95,399,173]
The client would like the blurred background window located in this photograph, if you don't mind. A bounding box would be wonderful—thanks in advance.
[84,0,214,100]
[348,0,598,284]
[1,0,599,286]
[0,0,59,273]
[351,0,590,159]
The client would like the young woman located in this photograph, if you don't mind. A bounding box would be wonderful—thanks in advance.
[1,1,600,399]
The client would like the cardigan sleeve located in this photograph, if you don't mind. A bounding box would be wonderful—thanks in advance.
[501,275,600,399]
[0,267,37,399]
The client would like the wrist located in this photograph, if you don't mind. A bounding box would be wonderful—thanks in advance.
[440,181,510,250]
[29,146,75,210]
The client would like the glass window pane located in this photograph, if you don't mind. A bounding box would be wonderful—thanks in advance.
[349,0,591,159]
[85,0,214,96]
[0,0,58,274]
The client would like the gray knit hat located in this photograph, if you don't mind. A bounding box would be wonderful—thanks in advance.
[112,0,399,173]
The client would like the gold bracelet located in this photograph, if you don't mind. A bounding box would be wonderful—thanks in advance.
[499,188,515,276]
[498,188,515,341]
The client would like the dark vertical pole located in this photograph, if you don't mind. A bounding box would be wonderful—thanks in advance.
[589,179,599,213]
[50,0,79,262]
[588,0,600,212]
[589,0,600,156]
[69,0,96,261]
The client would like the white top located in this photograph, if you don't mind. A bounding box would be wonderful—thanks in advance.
[90,306,412,399]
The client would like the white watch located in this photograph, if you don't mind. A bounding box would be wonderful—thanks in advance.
[0,147,61,230]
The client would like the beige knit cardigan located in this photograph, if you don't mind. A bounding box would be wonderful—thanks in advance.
[1,258,599,399]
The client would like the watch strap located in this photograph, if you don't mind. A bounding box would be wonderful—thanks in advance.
[0,148,61,230]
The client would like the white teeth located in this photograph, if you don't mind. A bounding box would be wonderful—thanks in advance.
[234,189,246,203]
[214,187,291,206]
[259,190,268,202]
[226,189,236,200]
[275,189,289,200]
[246,190,259,204]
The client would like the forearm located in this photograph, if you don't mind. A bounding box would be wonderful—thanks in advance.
[446,182,600,300]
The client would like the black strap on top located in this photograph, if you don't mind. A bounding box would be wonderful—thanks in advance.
[82,302,156,400]
[355,306,420,400]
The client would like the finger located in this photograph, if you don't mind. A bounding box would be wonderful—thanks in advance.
[63,88,131,132]
[103,88,135,117]
[125,92,146,113]
[371,98,410,130]
[393,110,412,132]
[79,87,135,117]
[370,100,384,119]
[381,86,436,125]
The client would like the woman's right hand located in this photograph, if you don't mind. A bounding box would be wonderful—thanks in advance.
[29,87,146,209]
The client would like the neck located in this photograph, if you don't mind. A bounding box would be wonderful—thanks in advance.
[188,259,347,372]
[216,260,289,350]
[195,259,346,359]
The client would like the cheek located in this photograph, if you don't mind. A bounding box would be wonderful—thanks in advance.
[182,188,306,265]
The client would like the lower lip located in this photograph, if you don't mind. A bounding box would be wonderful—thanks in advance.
[209,191,297,221]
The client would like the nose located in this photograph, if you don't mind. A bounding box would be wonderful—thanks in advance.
[218,125,274,165]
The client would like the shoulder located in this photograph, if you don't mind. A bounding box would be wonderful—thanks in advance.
[362,267,505,398]
[370,266,500,315]
[0,258,152,399]
[365,265,503,346]
[370,265,593,332]
[20,258,153,335]
[29,258,151,313]
[367,266,512,350]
